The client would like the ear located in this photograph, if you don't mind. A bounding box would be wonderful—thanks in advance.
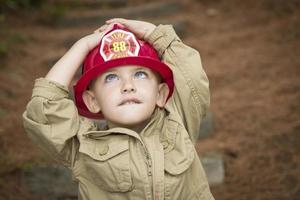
[82,90,101,113]
[156,83,170,108]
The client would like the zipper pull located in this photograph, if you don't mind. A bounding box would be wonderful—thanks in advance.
[148,168,152,176]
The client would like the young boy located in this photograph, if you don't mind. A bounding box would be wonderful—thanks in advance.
[23,19,214,200]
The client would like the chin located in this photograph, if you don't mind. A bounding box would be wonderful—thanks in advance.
[117,118,145,127]
[112,115,150,128]
[104,108,155,129]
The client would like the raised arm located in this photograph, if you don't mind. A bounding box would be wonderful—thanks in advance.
[23,30,105,167]
[46,31,104,87]
[148,25,210,143]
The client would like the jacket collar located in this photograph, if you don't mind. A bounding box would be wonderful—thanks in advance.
[83,107,167,140]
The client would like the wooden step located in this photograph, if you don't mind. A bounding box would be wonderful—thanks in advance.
[57,1,183,27]
[49,0,128,8]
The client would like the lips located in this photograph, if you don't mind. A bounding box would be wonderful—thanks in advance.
[119,98,142,106]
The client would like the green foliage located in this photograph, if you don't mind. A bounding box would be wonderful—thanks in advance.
[21,162,35,171]
[281,20,300,42]
[38,4,68,25]
[0,0,43,13]
[0,32,27,58]
[0,41,9,58]
[0,14,5,23]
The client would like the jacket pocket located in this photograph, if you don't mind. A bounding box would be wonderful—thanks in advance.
[162,119,195,175]
[78,135,132,192]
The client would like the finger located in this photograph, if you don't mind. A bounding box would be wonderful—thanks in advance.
[102,23,117,34]
[105,18,122,24]
[99,24,108,31]
[106,18,127,26]
[93,27,101,33]
[93,24,107,33]
[94,21,126,35]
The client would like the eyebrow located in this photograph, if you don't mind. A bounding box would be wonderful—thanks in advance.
[103,66,150,74]
[99,66,161,82]
[135,67,150,71]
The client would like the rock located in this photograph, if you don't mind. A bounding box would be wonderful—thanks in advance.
[22,165,78,200]
[198,111,214,139]
[200,152,225,186]
[206,8,219,17]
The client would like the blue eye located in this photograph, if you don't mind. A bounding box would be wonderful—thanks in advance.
[105,74,118,82]
[135,71,148,79]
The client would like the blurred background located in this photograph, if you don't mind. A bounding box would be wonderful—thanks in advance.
[0,0,299,199]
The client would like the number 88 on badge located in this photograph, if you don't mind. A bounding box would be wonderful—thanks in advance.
[100,29,140,61]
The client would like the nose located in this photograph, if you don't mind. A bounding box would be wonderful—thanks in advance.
[121,78,136,94]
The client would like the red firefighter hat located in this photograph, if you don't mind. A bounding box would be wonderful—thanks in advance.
[74,24,174,119]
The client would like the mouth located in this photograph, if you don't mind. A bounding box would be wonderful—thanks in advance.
[119,98,142,106]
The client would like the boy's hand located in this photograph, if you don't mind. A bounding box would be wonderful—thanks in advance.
[99,18,156,40]
[78,32,103,52]
[45,25,110,87]
[80,23,116,51]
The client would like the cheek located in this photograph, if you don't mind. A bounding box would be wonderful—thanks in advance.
[137,81,159,93]
[141,88,159,105]
[94,86,117,107]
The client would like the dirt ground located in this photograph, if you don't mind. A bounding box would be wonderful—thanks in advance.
[0,0,299,199]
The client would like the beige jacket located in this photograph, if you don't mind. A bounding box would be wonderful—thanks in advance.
[23,25,214,200]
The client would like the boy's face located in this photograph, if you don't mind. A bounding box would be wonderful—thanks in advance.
[83,65,169,130]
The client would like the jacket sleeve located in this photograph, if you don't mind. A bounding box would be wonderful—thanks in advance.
[22,78,92,167]
[146,25,210,143]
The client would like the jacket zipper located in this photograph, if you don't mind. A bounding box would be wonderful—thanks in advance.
[146,151,152,176]
[141,143,152,176]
